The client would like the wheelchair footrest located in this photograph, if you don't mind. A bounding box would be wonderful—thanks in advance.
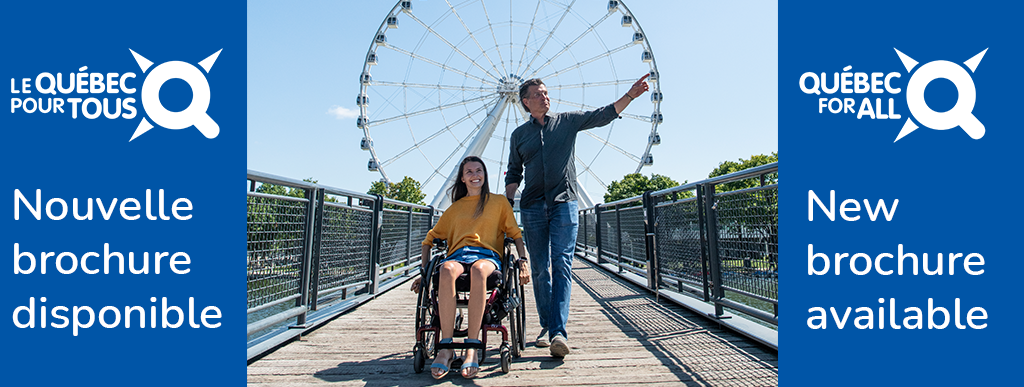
[437,341,486,350]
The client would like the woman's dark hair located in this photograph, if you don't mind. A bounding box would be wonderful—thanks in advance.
[449,156,490,218]
[518,78,545,113]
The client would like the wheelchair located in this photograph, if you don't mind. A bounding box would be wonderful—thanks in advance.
[413,237,526,374]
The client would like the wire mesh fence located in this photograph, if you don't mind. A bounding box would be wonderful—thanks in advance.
[714,185,778,310]
[654,194,704,289]
[576,162,778,326]
[618,205,647,270]
[315,200,374,299]
[246,171,438,360]
[246,193,308,310]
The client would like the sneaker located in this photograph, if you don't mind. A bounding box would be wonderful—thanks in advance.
[535,329,550,348]
[550,334,570,357]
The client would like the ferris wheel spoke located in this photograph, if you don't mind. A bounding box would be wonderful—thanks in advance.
[383,44,498,86]
[372,80,492,93]
[546,79,635,90]
[379,103,492,168]
[524,10,613,79]
[444,0,504,78]
[370,92,497,127]
[512,0,544,77]
[479,0,508,74]
[548,97,653,122]
[537,42,632,80]
[574,155,607,190]
[521,0,577,77]
[581,131,641,161]
[404,13,502,82]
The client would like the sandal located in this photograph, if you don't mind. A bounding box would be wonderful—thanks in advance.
[430,338,455,379]
[460,339,482,378]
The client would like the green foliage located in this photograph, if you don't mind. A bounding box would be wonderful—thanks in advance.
[368,176,426,205]
[604,173,688,203]
[708,152,778,193]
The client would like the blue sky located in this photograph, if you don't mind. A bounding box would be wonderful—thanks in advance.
[247,0,777,204]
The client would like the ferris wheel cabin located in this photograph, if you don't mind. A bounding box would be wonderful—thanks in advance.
[641,51,653,63]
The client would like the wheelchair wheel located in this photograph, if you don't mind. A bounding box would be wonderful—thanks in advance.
[413,345,425,373]
[517,279,526,353]
[500,344,512,373]
[507,281,522,358]
[415,257,439,364]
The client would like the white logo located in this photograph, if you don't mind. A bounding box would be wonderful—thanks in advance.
[893,48,987,142]
[128,49,222,142]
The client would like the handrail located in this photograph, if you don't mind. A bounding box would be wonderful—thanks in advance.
[581,162,779,211]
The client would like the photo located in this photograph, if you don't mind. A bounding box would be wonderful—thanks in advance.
[247,0,778,384]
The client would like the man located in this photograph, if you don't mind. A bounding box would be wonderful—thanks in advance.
[505,75,649,357]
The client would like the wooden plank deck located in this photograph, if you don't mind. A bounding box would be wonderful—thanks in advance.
[248,258,778,386]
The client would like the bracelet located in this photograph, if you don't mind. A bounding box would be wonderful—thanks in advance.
[625,94,634,100]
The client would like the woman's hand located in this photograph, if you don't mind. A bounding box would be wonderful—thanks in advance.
[410,277,422,293]
[518,260,531,285]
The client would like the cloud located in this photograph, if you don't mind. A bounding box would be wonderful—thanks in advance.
[327,105,360,120]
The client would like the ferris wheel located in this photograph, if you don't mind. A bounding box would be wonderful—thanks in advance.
[357,0,662,209]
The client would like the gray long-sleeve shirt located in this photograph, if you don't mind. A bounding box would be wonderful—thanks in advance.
[505,103,619,207]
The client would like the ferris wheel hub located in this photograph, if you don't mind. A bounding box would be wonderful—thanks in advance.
[498,74,524,95]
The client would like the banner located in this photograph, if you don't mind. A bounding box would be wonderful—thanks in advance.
[781,0,1022,384]
[2,1,244,385]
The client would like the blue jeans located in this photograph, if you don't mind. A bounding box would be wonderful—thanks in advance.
[520,200,578,339]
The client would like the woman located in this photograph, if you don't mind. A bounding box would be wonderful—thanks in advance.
[410,156,530,379]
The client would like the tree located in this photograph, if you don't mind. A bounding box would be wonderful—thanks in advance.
[368,176,426,205]
[708,152,778,193]
[603,173,688,203]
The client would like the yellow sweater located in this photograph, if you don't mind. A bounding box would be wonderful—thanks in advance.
[422,193,522,255]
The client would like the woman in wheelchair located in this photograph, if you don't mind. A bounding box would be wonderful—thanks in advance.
[410,156,530,379]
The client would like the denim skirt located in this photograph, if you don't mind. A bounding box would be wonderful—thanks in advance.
[441,246,502,271]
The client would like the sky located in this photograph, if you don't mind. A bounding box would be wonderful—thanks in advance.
[247,0,777,206]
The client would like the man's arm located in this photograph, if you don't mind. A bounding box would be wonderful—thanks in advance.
[505,183,519,202]
[575,74,651,131]
[613,74,651,114]
[505,131,523,201]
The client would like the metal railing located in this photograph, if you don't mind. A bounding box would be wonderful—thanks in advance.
[246,170,439,361]
[577,163,778,342]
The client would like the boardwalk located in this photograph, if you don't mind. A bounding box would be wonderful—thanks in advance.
[248,259,778,386]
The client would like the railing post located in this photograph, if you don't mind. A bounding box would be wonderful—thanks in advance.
[595,204,603,263]
[308,188,325,311]
[610,205,618,272]
[696,186,711,302]
[643,191,658,292]
[423,205,434,275]
[703,183,725,317]
[369,194,384,295]
[294,186,317,327]
[406,205,414,277]
[585,206,593,252]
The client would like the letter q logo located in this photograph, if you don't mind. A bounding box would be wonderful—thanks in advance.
[893,48,988,142]
[128,49,222,142]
